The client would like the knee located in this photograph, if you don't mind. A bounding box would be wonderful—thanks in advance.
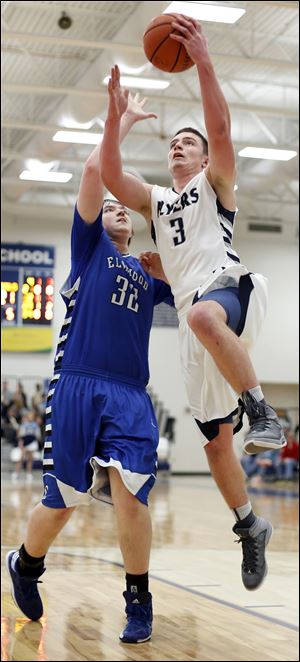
[43,505,76,522]
[114,489,144,519]
[204,432,233,460]
[187,302,219,339]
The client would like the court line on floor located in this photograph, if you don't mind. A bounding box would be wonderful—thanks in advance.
[3,545,296,633]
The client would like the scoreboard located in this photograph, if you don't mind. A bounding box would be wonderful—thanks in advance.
[2,273,54,326]
[1,243,55,352]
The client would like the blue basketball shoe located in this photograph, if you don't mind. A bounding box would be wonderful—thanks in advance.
[6,550,45,620]
[120,591,153,644]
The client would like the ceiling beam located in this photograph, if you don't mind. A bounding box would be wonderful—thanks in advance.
[1,31,298,71]
[2,84,298,119]
[1,125,298,153]
[13,0,297,11]
[1,201,72,223]
[2,197,298,227]
[7,1,119,15]
[2,149,299,170]
[250,1,299,7]
[2,176,299,205]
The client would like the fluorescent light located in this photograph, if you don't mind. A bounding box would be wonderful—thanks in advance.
[19,170,72,183]
[164,2,246,24]
[238,147,297,161]
[118,63,149,76]
[25,159,59,172]
[62,117,96,130]
[53,130,102,145]
[103,75,170,90]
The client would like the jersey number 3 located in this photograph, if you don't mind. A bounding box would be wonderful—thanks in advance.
[111,275,139,313]
[170,217,186,246]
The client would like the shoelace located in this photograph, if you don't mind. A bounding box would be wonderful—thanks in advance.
[249,415,275,432]
[246,398,278,432]
[235,536,259,573]
[126,602,150,620]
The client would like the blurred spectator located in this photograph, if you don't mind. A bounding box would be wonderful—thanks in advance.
[276,429,299,481]
[1,380,13,407]
[240,453,258,478]
[12,382,28,413]
[3,404,20,446]
[31,382,46,416]
[157,435,171,473]
[241,449,278,484]
[255,450,279,483]
[11,410,41,484]
[35,413,46,451]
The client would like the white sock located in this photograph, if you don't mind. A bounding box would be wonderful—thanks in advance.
[248,385,264,402]
[232,501,252,522]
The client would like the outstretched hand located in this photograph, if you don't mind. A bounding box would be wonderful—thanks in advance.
[139,251,169,283]
[107,65,158,124]
[107,64,129,121]
[126,91,158,123]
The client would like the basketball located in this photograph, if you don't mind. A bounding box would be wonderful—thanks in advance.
[143,14,194,73]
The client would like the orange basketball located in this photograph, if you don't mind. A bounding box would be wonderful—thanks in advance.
[143,14,194,73]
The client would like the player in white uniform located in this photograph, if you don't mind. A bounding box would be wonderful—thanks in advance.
[149,168,269,438]
[101,18,286,591]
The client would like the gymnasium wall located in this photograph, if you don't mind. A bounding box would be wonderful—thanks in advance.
[2,215,299,472]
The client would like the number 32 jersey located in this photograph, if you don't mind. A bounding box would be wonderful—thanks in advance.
[53,206,173,388]
[151,171,247,316]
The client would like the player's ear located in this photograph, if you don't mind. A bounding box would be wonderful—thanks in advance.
[201,154,209,169]
[128,227,134,246]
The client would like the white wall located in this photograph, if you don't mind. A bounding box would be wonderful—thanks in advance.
[2,217,299,472]
[234,236,299,384]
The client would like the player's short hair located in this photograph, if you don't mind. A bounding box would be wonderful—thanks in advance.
[103,198,129,212]
[173,127,208,155]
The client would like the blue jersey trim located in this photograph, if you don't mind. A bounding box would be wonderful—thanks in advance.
[216,199,236,224]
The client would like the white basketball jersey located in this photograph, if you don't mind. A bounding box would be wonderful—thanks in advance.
[151,171,248,315]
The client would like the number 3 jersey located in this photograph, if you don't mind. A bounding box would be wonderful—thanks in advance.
[151,171,250,317]
[53,206,174,388]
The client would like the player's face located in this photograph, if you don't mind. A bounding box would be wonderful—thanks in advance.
[168,132,208,175]
[102,202,133,243]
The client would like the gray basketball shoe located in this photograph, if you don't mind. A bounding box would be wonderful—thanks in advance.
[233,517,273,590]
[242,392,287,455]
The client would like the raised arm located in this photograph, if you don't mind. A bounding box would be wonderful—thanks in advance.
[77,80,157,223]
[170,15,236,209]
[101,65,154,223]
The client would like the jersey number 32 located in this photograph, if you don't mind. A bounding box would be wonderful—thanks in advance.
[111,275,139,313]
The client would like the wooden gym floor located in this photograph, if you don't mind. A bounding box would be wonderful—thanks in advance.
[1,473,299,661]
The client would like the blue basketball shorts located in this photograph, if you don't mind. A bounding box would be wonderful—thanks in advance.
[41,371,159,509]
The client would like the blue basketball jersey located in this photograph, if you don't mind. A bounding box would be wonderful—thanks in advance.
[53,206,174,387]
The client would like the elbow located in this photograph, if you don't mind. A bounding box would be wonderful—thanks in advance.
[83,161,99,180]
[216,119,231,140]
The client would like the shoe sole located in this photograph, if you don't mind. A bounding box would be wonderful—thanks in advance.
[243,438,287,455]
[119,634,151,644]
[5,551,42,621]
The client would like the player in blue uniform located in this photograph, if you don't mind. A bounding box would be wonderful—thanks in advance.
[6,93,172,644]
